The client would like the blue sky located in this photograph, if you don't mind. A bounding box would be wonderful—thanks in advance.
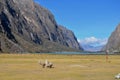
[34,0,120,47]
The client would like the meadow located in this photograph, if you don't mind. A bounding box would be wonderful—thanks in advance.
[0,54,120,80]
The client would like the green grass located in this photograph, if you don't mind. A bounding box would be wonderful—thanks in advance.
[0,54,120,80]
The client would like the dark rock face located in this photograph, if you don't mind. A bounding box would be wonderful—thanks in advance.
[0,0,82,53]
[103,24,120,53]
[58,25,82,50]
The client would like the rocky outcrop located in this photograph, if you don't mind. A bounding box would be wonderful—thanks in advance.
[58,25,82,50]
[103,24,120,53]
[0,0,83,53]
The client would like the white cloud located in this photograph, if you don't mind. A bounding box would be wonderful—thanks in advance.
[78,36,108,47]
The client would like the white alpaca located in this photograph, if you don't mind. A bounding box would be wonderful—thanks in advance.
[39,59,53,68]
[45,59,53,68]
[38,60,46,68]
[115,73,120,79]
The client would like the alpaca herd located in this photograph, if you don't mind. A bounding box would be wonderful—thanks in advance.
[38,60,53,68]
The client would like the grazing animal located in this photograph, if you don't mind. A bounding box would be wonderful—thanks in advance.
[115,73,120,79]
[38,60,53,68]
[38,60,46,68]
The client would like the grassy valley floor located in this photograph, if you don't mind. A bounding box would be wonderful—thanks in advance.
[0,54,120,80]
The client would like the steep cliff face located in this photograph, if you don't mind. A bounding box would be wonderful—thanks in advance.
[103,24,120,53]
[58,25,82,50]
[0,0,82,53]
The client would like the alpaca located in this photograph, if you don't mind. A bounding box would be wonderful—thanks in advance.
[38,60,53,68]
[38,60,46,68]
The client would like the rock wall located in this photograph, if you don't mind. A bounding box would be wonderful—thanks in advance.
[0,0,83,53]
[103,24,120,53]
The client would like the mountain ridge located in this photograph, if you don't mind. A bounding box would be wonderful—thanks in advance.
[0,0,83,53]
[102,24,120,53]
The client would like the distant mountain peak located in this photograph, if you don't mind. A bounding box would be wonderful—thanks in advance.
[79,37,107,52]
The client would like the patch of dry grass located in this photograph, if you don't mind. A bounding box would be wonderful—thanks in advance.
[0,54,120,80]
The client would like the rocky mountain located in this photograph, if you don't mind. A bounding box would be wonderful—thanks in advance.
[0,0,83,53]
[103,24,120,53]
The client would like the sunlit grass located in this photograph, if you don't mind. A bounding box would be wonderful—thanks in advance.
[0,54,120,80]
